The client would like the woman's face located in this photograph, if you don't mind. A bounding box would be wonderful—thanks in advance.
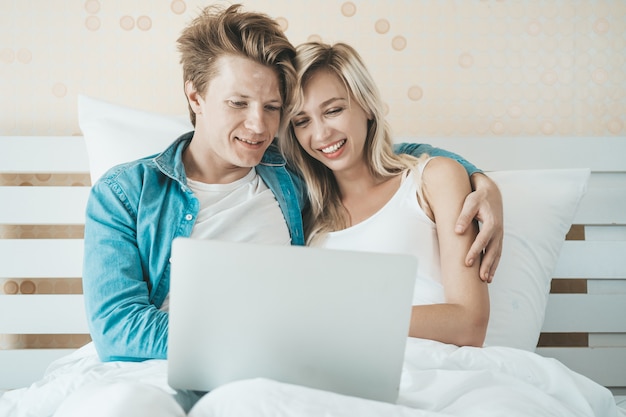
[291,70,370,175]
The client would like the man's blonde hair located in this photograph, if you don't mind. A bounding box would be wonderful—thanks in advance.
[177,4,296,128]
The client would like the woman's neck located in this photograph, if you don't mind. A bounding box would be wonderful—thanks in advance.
[335,168,404,227]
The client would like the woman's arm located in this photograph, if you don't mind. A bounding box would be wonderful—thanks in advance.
[409,157,490,347]
[394,142,503,283]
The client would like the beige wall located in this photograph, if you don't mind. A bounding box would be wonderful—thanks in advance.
[1,0,625,137]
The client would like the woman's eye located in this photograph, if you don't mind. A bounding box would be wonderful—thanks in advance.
[292,118,309,128]
[266,105,281,112]
[229,101,246,108]
[326,107,343,116]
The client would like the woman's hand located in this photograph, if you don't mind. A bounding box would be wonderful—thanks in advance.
[455,173,503,283]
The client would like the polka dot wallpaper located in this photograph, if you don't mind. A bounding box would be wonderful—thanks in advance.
[1,0,624,137]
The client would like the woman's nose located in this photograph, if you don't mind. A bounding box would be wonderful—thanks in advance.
[313,120,330,141]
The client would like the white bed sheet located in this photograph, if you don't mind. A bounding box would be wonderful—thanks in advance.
[1,339,625,417]
[0,343,174,417]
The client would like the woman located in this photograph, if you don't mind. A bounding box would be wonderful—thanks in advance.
[281,42,489,347]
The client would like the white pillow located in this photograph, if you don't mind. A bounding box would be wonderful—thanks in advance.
[77,95,589,352]
[483,168,589,351]
[78,95,192,183]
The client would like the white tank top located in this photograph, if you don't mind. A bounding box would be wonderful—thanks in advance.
[312,169,445,306]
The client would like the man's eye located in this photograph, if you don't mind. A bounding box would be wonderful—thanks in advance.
[229,101,246,108]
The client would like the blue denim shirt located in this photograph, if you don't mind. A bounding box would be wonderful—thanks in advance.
[393,142,480,176]
[83,132,306,361]
[83,134,478,362]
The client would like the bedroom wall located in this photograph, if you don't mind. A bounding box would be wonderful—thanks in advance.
[1,1,625,349]
[1,0,625,138]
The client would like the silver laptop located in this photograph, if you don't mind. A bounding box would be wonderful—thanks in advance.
[167,238,417,403]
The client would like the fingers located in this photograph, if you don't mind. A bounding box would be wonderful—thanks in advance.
[479,243,502,283]
[472,229,503,282]
[465,227,503,283]
[465,234,488,268]
[456,193,479,234]
[457,185,504,282]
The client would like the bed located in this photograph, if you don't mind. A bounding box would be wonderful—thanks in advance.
[1,96,625,416]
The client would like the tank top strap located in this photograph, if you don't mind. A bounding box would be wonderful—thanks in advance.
[411,156,440,216]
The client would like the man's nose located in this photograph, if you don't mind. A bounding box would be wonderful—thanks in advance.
[244,107,267,134]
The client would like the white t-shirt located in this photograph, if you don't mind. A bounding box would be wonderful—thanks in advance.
[161,168,290,311]
[187,168,290,245]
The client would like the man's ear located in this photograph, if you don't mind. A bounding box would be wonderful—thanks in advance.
[185,80,202,114]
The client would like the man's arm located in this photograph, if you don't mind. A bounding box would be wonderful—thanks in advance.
[394,142,503,282]
[83,180,169,362]
[394,142,481,175]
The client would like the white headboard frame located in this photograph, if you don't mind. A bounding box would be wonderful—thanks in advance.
[1,135,625,394]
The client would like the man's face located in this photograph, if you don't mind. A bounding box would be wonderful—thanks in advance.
[186,54,282,183]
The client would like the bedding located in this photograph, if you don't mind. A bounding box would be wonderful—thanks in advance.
[77,95,192,183]
[1,339,624,416]
[191,338,626,417]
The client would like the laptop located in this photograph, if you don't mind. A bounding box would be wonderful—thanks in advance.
[167,237,417,403]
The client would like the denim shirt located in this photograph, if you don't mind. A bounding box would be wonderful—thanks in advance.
[83,132,306,361]
[393,142,480,176]
[83,134,477,362]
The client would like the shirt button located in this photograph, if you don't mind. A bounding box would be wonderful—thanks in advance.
[185,214,193,221]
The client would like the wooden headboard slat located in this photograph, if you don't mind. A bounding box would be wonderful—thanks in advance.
[0,295,88,334]
[0,240,84,278]
[0,136,89,173]
[554,241,626,279]
[542,294,626,332]
[0,187,90,225]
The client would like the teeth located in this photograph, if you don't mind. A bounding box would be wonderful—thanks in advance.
[321,139,346,154]
[237,137,261,145]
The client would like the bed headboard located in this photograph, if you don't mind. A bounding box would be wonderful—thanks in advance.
[1,135,625,393]
[0,137,90,388]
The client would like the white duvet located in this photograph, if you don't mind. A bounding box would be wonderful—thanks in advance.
[1,338,624,417]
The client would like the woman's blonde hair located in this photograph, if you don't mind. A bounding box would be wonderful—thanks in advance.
[177,4,296,130]
[280,41,418,243]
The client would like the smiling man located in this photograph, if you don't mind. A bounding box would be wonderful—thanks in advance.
[83,3,304,365]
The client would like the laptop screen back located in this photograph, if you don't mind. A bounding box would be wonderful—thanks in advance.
[167,238,417,403]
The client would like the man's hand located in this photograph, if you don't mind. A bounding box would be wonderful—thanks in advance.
[455,173,503,283]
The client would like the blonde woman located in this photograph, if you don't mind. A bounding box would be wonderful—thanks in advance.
[281,42,491,347]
